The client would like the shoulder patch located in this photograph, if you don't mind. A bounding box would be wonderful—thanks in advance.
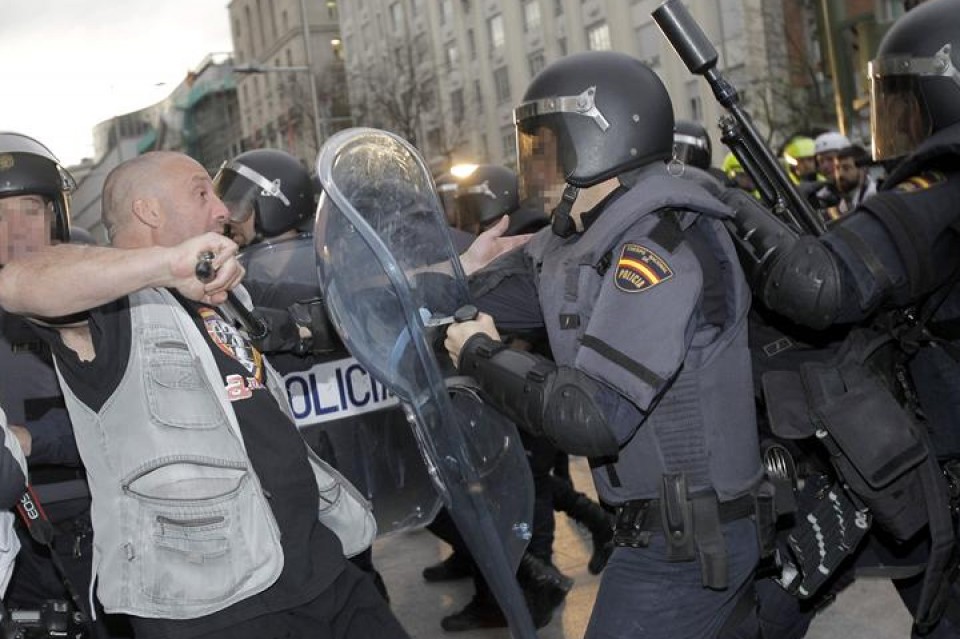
[893,171,946,193]
[614,243,673,293]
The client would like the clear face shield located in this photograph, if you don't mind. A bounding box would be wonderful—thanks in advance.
[673,133,708,165]
[869,44,960,161]
[213,160,292,227]
[514,86,610,212]
[0,194,55,265]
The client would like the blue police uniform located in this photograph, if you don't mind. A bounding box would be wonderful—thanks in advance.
[472,163,765,638]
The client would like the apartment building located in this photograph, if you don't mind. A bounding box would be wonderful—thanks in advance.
[339,0,791,172]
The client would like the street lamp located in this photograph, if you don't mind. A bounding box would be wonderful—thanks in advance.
[233,63,324,152]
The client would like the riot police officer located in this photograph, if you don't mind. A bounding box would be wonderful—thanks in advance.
[445,51,766,639]
[0,132,130,638]
[453,164,548,236]
[729,0,960,634]
[214,149,401,600]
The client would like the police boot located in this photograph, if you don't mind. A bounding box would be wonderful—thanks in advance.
[440,594,507,632]
[567,494,615,574]
[517,552,573,629]
[422,551,473,582]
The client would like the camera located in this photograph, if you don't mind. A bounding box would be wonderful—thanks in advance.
[2,600,85,639]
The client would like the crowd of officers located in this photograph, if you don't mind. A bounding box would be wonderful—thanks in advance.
[1,0,960,637]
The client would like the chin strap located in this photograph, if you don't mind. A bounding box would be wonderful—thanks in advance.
[551,185,580,237]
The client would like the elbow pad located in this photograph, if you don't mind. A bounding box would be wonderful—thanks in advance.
[761,236,843,330]
[459,335,619,457]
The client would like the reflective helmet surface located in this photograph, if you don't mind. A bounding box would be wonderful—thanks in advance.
[213,149,316,238]
[783,137,816,164]
[722,152,743,178]
[0,132,74,243]
[814,131,851,156]
[514,51,674,208]
[868,0,960,161]
[454,164,519,231]
[673,120,713,170]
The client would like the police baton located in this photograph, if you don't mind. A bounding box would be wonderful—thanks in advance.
[195,251,269,342]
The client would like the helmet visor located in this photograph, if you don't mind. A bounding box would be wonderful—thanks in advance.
[673,133,708,165]
[867,46,960,161]
[213,161,291,224]
[869,72,931,161]
[517,124,568,213]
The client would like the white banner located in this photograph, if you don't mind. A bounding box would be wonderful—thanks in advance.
[283,357,399,428]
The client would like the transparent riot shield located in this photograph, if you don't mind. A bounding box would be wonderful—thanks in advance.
[239,236,442,535]
[314,128,536,638]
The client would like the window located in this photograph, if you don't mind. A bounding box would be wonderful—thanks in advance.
[488,14,505,50]
[390,2,404,31]
[554,0,563,16]
[422,78,437,111]
[586,22,611,51]
[636,22,660,67]
[467,28,477,60]
[450,88,465,121]
[686,79,703,121]
[415,33,429,64]
[461,0,471,14]
[268,0,278,39]
[410,0,423,16]
[527,50,545,77]
[557,37,567,56]
[523,0,541,33]
[501,125,516,161]
[440,0,454,25]
[474,79,484,114]
[445,42,459,69]
[494,67,511,105]
[427,128,442,153]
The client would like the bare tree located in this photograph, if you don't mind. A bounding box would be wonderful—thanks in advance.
[347,22,473,168]
[737,0,835,150]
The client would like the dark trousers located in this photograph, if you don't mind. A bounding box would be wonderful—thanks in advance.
[157,561,408,639]
[585,518,760,639]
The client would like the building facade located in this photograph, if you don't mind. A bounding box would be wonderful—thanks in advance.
[339,0,794,173]
[227,0,351,166]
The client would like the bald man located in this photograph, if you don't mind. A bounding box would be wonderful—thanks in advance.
[0,152,410,639]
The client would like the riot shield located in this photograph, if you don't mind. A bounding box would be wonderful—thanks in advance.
[314,128,537,638]
[240,236,442,535]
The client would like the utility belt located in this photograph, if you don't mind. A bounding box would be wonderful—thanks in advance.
[612,473,775,590]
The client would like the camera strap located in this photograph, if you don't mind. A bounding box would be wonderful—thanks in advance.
[15,485,90,627]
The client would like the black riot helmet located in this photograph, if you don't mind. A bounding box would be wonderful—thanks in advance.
[869,0,960,161]
[454,165,518,230]
[213,149,316,239]
[455,165,549,236]
[514,51,674,216]
[0,132,74,243]
[673,120,713,170]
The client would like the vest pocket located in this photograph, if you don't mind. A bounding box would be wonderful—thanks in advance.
[142,332,225,430]
[126,461,271,606]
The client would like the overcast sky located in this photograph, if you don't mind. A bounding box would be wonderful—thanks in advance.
[0,0,234,166]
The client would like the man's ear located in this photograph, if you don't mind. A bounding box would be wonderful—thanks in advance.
[131,198,161,229]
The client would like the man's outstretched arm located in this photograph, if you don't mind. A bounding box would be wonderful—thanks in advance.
[0,233,243,318]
